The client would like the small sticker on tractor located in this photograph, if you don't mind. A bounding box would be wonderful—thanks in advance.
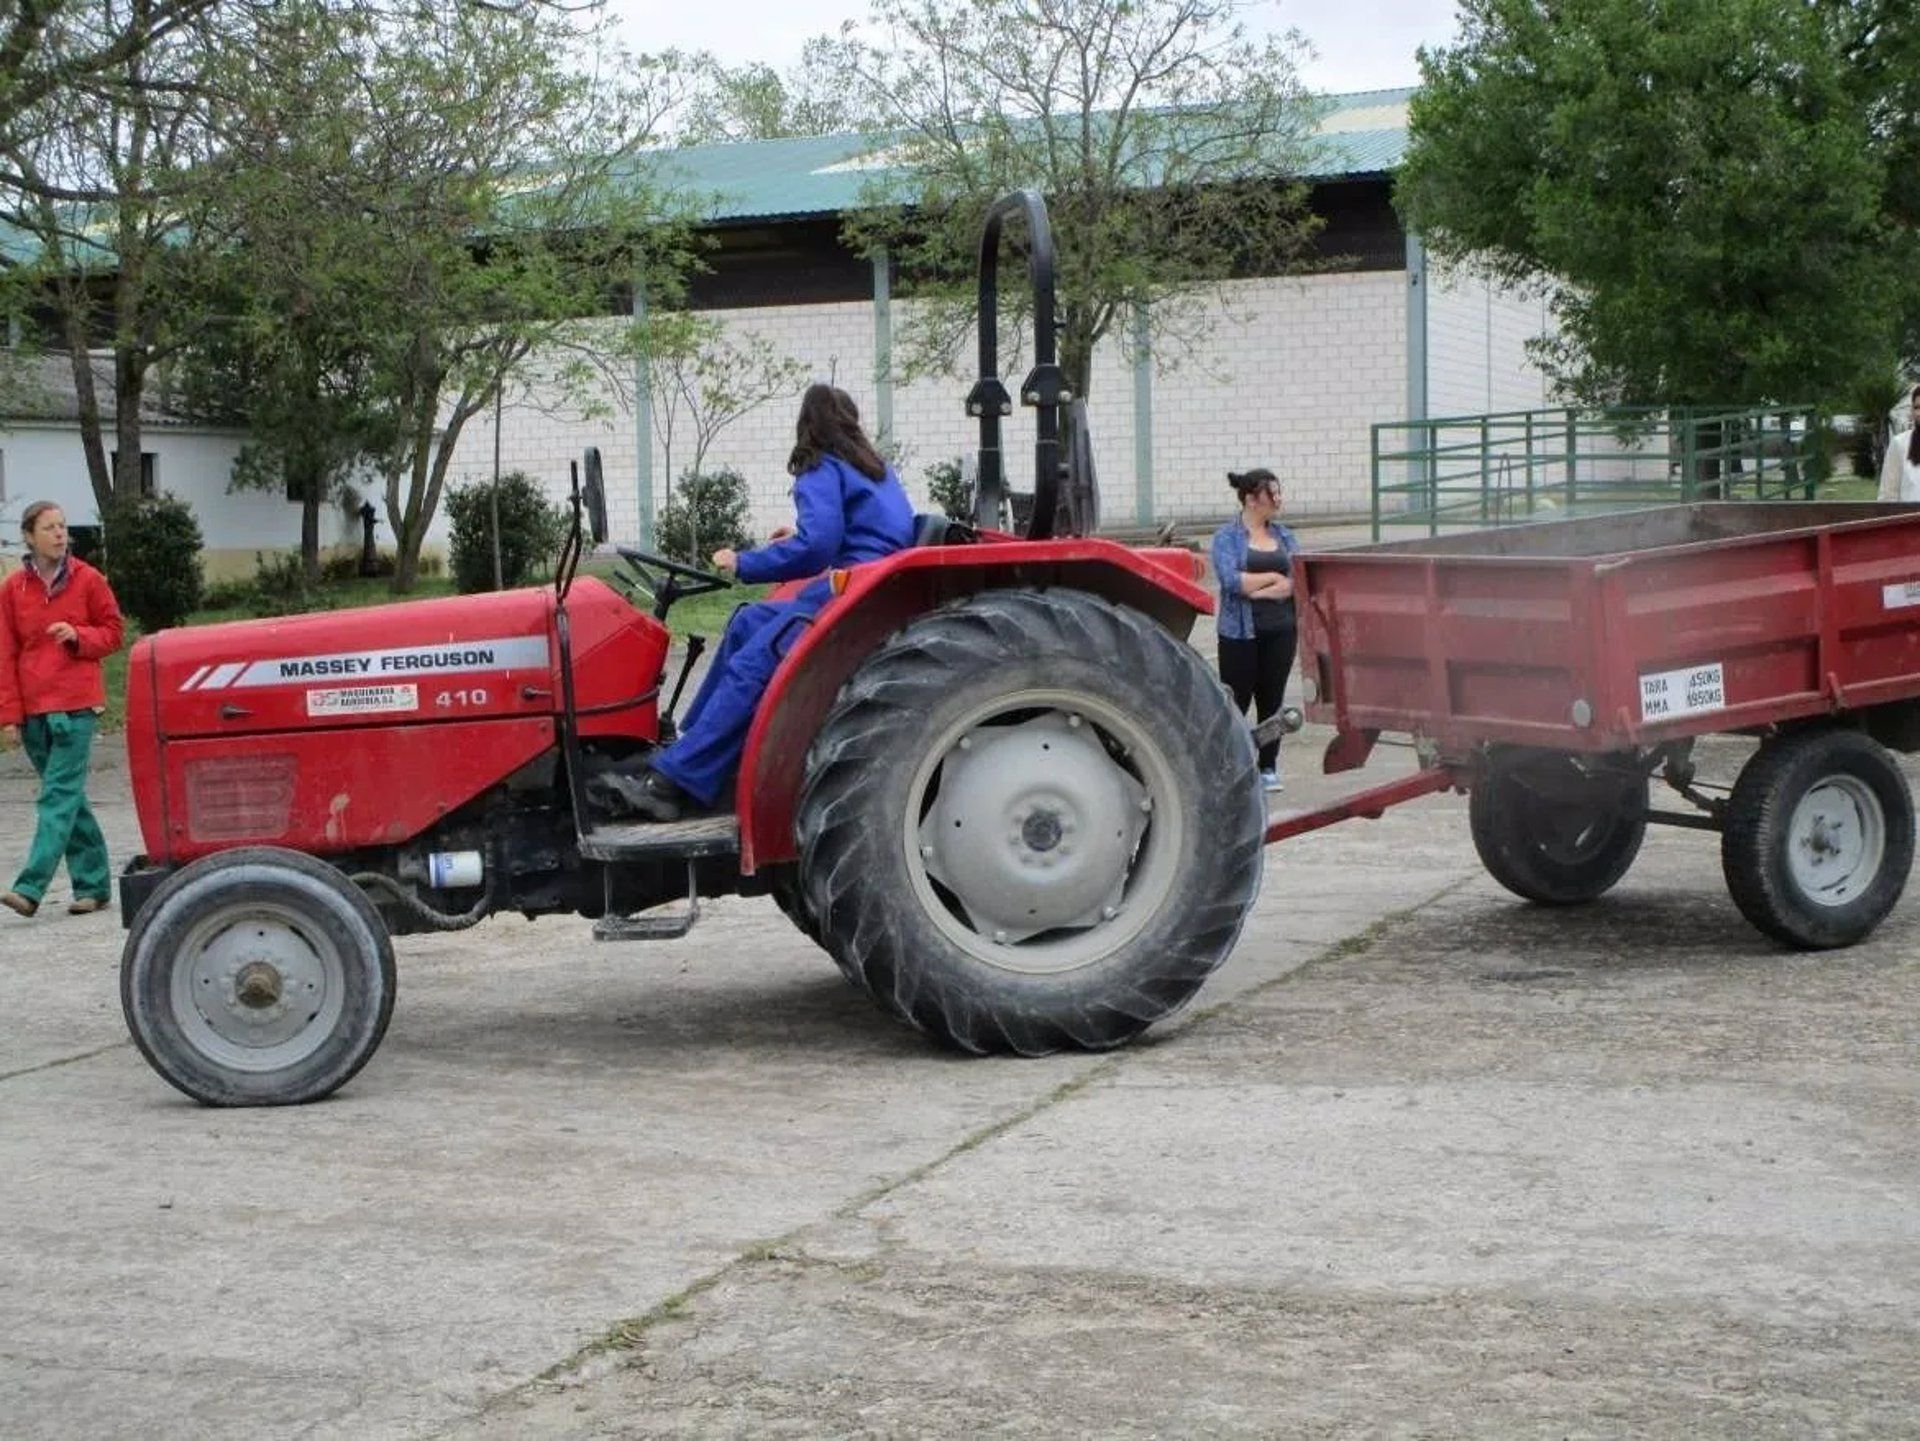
[305,684,419,717]
[1639,662,1725,721]
[1883,581,1920,610]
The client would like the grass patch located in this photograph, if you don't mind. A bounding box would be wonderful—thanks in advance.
[1817,474,1882,503]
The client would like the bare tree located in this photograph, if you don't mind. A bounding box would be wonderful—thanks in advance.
[821,0,1326,398]
[647,315,808,560]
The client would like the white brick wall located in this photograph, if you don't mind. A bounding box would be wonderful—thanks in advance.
[1426,264,1554,419]
[444,269,1414,540]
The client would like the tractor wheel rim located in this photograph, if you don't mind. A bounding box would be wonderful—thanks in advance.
[171,902,347,1071]
[1785,774,1885,908]
[904,688,1183,976]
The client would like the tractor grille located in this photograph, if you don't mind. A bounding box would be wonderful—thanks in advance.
[184,755,297,841]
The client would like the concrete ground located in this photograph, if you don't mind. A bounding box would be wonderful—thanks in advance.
[3,640,1920,1437]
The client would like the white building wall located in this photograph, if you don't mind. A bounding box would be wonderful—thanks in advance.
[0,420,438,576]
[1426,264,1554,419]
[0,425,103,540]
[447,268,1411,544]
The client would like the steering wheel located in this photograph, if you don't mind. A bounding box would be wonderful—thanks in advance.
[616,546,734,590]
[615,545,734,621]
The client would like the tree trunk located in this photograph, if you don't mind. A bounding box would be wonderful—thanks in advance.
[113,352,146,500]
[294,455,324,581]
[1059,334,1094,404]
[64,341,113,514]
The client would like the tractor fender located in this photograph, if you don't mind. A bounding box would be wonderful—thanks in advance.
[734,539,1211,872]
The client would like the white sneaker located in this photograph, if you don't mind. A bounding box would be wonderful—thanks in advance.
[1261,768,1284,793]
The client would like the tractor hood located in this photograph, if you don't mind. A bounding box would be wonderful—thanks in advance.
[142,588,559,740]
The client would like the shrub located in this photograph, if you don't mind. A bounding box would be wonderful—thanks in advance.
[319,548,396,583]
[200,577,258,611]
[924,457,972,521]
[101,492,204,633]
[658,468,752,564]
[445,471,567,594]
[247,550,336,617]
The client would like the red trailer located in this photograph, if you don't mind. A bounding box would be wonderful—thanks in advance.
[1278,502,1920,948]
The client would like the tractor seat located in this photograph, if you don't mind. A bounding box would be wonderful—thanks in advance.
[913,513,979,547]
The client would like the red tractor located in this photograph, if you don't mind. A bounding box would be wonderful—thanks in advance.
[115,192,1266,1105]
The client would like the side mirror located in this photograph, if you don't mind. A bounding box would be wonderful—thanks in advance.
[582,446,608,545]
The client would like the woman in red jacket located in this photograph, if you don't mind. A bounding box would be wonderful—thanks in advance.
[1,501,125,917]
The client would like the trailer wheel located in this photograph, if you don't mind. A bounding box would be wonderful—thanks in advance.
[1721,729,1914,948]
[796,588,1264,1055]
[1469,752,1647,905]
[121,846,396,1106]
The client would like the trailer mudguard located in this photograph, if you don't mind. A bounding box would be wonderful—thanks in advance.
[733,538,1211,872]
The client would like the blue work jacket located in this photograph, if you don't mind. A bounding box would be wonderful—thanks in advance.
[734,455,916,585]
[1209,519,1300,640]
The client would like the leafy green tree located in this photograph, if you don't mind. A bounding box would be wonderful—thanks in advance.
[191,2,697,592]
[658,46,873,143]
[1398,0,1920,409]
[0,1,227,194]
[820,0,1324,399]
[0,1,234,510]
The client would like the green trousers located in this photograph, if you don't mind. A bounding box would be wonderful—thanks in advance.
[13,710,111,906]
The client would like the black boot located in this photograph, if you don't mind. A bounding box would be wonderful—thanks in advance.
[587,764,696,822]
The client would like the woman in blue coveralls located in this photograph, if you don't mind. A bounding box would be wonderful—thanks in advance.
[590,383,916,822]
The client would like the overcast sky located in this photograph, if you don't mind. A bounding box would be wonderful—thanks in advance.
[598,0,1462,98]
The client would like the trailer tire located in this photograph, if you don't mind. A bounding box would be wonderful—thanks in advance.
[1721,729,1914,949]
[121,846,396,1106]
[797,588,1264,1055]
[1469,753,1647,905]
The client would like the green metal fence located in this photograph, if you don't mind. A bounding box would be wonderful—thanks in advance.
[1370,406,1830,541]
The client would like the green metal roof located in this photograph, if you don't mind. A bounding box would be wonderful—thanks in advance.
[650,87,1413,225]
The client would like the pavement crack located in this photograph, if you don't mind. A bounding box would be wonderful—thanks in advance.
[1161,872,1481,1042]
[0,1040,127,1085]
[433,870,1474,1433]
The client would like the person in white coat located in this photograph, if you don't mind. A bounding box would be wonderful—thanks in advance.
[1877,385,1920,501]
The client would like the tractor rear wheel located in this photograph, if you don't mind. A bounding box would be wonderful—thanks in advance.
[768,866,825,949]
[121,846,396,1106]
[796,588,1265,1055]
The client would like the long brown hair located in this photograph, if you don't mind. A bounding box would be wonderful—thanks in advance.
[788,382,887,481]
[1909,386,1920,468]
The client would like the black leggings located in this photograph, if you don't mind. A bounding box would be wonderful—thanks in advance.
[1218,628,1295,770]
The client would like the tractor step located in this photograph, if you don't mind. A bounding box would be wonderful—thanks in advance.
[577,813,740,861]
[593,860,702,942]
[593,907,698,942]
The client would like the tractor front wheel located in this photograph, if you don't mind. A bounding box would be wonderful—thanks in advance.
[796,588,1265,1055]
[121,846,396,1106]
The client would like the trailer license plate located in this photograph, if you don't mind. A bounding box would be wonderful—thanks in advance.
[1639,663,1725,722]
[1882,581,1920,610]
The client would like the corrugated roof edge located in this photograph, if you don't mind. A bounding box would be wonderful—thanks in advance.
[650,85,1416,224]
